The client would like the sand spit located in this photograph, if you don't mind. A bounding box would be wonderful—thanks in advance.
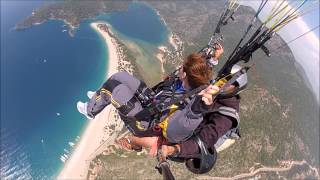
[58,22,132,179]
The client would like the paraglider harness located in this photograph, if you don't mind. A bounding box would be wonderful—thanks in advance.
[115,64,245,177]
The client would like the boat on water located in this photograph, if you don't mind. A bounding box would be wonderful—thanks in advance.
[68,142,75,147]
[63,148,70,153]
[60,156,66,163]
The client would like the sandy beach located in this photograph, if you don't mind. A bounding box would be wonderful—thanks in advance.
[156,46,167,77]
[169,33,178,51]
[58,22,124,179]
[155,32,182,78]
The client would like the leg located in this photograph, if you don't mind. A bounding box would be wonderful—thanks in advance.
[86,71,142,118]
[86,91,111,118]
[109,71,141,92]
[117,135,159,155]
[84,72,156,136]
[128,136,158,149]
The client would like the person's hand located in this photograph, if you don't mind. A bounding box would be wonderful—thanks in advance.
[159,144,180,160]
[213,43,224,59]
[198,85,220,105]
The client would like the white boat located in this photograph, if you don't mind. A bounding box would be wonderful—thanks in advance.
[68,142,75,147]
[62,30,67,32]
[60,156,66,163]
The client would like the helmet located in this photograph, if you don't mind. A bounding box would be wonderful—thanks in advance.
[185,136,217,174]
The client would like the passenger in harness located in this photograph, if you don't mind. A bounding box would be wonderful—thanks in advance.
[77,48,222,140]
[116,63,247,174]
[77,42,247,173]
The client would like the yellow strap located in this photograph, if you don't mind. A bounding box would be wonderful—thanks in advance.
[99,88,121,108]
[135,121,147,131]
[158,105,178,139]
[214,78,228,87]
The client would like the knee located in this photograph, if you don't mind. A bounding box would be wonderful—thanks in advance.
[112,85,135,104]
[110,71,131,82]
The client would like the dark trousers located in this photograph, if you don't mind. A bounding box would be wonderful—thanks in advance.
[87,71,159,137]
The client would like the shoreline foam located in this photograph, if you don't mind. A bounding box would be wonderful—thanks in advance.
[58,22,124,179]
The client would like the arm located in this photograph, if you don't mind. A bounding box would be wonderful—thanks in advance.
[163,85,233,158]
[165,85,221,143]
[212,43,224,60]
[207,43,224,66]
[160,113,234,159]
[165,96,206,143]
[178,114,233,158]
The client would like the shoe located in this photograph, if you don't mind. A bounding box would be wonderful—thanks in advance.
[87,91,96,99]
[77,101,94,120]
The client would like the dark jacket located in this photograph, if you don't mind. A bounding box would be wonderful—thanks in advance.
[178,95,240,158]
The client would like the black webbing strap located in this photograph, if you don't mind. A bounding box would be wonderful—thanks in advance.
[117,96,139,116]
[134,108,154,122]
[136,81,147,93]
[135,81,155,107]
[102,79,121,93]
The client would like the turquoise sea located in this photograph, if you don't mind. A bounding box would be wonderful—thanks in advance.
[1,1,168,179]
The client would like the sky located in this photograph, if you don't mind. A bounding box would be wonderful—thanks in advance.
[238,0,320,102]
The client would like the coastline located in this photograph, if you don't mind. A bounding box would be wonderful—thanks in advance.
[155,31,183,78]
[153,7,184,77]
[156,45,167,77]
[58,22,126,179]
